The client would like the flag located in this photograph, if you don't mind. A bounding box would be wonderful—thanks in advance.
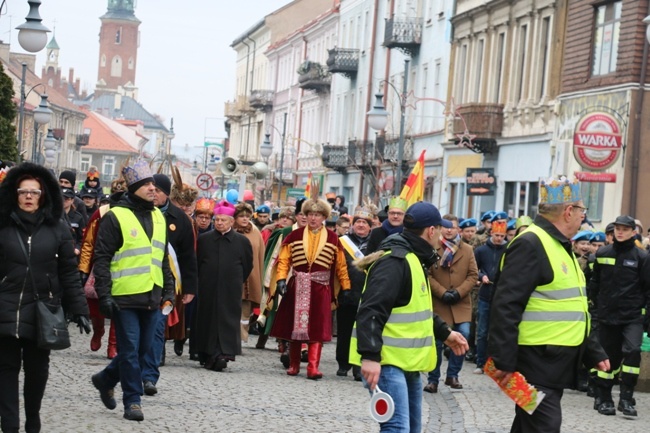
[399,150,426,207]
[304,172,319,199]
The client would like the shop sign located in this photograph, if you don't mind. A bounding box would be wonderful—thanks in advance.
[574,172,617,183]
[466,168,495,196]
[573,112,623,170]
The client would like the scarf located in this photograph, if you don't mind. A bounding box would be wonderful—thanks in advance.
[381,219,403,236]
[158,199,170,215]
[234,222,253,234]
[440,234,461,268]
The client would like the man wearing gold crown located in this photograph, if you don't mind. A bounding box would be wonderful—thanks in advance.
[366,197,408,254]
[489,176,609,433]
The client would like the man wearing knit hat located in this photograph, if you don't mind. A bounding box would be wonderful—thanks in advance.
[90,161,175,421]
[195,201,253,372]
[59,170,87,223]
[140,174,198,396]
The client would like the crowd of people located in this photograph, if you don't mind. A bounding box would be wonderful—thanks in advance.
[0,159,649,433]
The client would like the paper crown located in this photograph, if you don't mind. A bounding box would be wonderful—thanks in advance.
[388,196,408,211]
[539,176,581,205]
[515,215,533,230]
[491,220,507,234]
[354,206,374,221]
[122,161,153,187]
[195,198,216,214]
[86,166,100,180]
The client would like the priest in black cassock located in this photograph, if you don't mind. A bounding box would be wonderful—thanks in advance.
[196,200,253,371]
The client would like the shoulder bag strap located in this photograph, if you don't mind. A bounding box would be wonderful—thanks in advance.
[14,227,40,300]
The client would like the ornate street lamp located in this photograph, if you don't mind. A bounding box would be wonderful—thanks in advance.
[42,128,56,165]
[16,1,51,53]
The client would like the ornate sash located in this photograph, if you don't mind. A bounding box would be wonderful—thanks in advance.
[291,270,330,340]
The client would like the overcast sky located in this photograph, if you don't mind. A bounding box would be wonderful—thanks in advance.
[0,0,291,160]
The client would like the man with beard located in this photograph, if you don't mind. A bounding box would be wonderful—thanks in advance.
[366,197,408,254]
[140,174,197,395]
[196,201,253,371]
[336,207,373,380]
[589,215,650,417]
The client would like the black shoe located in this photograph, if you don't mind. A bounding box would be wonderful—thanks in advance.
[143,381,157,396]
[577,380,589,392]
[464,347,476,362]
[593,396,602,410]
[189,353,199,361]
[587,383,596,397]
[24,415,40,433]
[174,340,184,356]
[597,401,616,416]
[123,404,144,421]
[91,373,116,410]
[301,350,308,363]
[352,366,362,381]
[211,358,227,372]
[336,368,348,377]
[280,353,290,368]
[618,399,637,417]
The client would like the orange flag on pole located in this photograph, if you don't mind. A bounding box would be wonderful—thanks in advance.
[399,150,426,207]
[304,172,317,199]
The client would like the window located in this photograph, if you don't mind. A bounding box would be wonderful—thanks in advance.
[103,156,115,178]
[581,182,605,221]
[80,156,91,173]
[434,59,441,100]
[473,39,485,102]
[455,44,468,103]
[516,25,528,102]
[115,28,121,44]
[100,54,106,67]
[111,56,122,77]
[128,57,134,70]
[592,1,621,76]
[504,181,539,218]
[493,33,505,103]
[537,17,551,100]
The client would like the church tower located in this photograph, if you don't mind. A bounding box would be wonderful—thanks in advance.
[96,0,140,97]
[42,35,60,88]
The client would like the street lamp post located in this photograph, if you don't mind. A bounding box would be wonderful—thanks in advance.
[31,93,52,162]
[17,63,52,162]
[367,59,409,196]
[16,1,50,53]
[276,112,288,204]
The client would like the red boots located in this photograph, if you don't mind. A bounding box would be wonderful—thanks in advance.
[90,316,105,351]
[306,342,323,380]
[286,342,302,376]
[106,321,117,359]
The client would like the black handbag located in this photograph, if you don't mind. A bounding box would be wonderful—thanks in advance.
[15,229,70,350]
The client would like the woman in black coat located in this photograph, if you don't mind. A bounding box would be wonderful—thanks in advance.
[0,163,89,433]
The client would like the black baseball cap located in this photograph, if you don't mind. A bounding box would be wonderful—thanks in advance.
[403,202,453,229]
[61,187,75,199]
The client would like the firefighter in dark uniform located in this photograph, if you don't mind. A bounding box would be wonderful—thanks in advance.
[588,215,650,417]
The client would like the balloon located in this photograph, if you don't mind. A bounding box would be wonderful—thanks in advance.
[243,189,254,201]
[226,189,239,204]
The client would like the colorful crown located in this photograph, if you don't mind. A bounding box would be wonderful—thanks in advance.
[195,198,216,214]
[354,206,374,221]
[0,166,10,184]
[539,176,581,205]
[491,220,507,234]
[389,196,408,211]
[122,160,153,187]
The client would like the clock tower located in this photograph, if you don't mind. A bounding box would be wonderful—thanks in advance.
[96,0,140,96]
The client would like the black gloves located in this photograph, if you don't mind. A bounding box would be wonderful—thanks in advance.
[73,315,91,334]
[276,279,287,297]
[441,289,461,305]
[80,272,89,287]
[99,296,120,319]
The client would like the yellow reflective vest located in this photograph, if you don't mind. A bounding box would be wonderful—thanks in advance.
[349,251,436,372]
[110,207,166,296]
[506,224,589,346]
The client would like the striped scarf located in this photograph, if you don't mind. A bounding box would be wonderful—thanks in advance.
[440,234,461,268]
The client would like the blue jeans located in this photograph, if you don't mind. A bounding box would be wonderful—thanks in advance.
[427,322,470,384]
[475,299,491,368]
[100,308,158,409]
[363,365,422,433]
[141,309,166,384]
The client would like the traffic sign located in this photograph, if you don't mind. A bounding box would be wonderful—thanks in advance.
[196,173,214,191]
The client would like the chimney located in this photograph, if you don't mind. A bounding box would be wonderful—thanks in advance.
[68,68,74,85]
[114,93,122,111]
[74,78,81,96]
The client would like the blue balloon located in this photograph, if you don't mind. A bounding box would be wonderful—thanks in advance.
[226,189,239,204]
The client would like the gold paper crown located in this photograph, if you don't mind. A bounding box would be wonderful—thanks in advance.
[539,176,581,205]
[491,220,507,234]
[354,206,374,221]
[389,196,408,211]
[195,198,215,214]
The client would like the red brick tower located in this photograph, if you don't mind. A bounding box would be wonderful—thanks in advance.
[96,0,140,95]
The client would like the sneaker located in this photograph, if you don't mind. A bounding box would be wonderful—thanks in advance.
[473,367,484,374]
[91,373,116,410]
[143,381,157,396]
[123,404,144,421]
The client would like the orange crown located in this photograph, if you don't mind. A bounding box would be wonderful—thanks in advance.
[492,220,507,235]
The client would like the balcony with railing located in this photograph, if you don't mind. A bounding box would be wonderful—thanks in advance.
[322,144,349,171]
[382,135,414,162]
[348,139,375,168]
[452,103,504,153]
[326,48,360,79]
[76,133,90,146]
[384,17,423,57]
[297,61,331,93]
[249,89,274,111]
[224,96,253,120]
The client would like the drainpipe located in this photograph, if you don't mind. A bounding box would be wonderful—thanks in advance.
[630,8,650,217]
[241,39,251,159]
[246,36,257,160]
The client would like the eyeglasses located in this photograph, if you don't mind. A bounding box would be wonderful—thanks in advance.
[196,215,212,221]
[388,211,405,217]
[17,189,41,197]
[571,205,589,215]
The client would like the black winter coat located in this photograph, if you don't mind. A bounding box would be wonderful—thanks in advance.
[337,232,370,308]
[161,201,198,295]
[0,163,88,341]
[587,238,650,324]
[474,238,507,301]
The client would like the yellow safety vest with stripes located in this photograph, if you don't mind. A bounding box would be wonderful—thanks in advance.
[349,251,435,372]
[110,207,166,296]
[504,224,589,346]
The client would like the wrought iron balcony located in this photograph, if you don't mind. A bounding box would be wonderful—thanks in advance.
[76,133,90,146]
[52,128,66,140]
[348,139,375,168]
[249,89,274,111]
[224,96,253,120]
[322,144,348,171]
[297,61,331,92]
[382,135,414,162]
[384,17,423,57]
[326,48,360,79]
[453,103,503,153]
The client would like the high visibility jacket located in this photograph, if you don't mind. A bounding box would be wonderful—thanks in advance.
[349,251,435,372]
[507,224,589,346]
[110,207,166,296]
